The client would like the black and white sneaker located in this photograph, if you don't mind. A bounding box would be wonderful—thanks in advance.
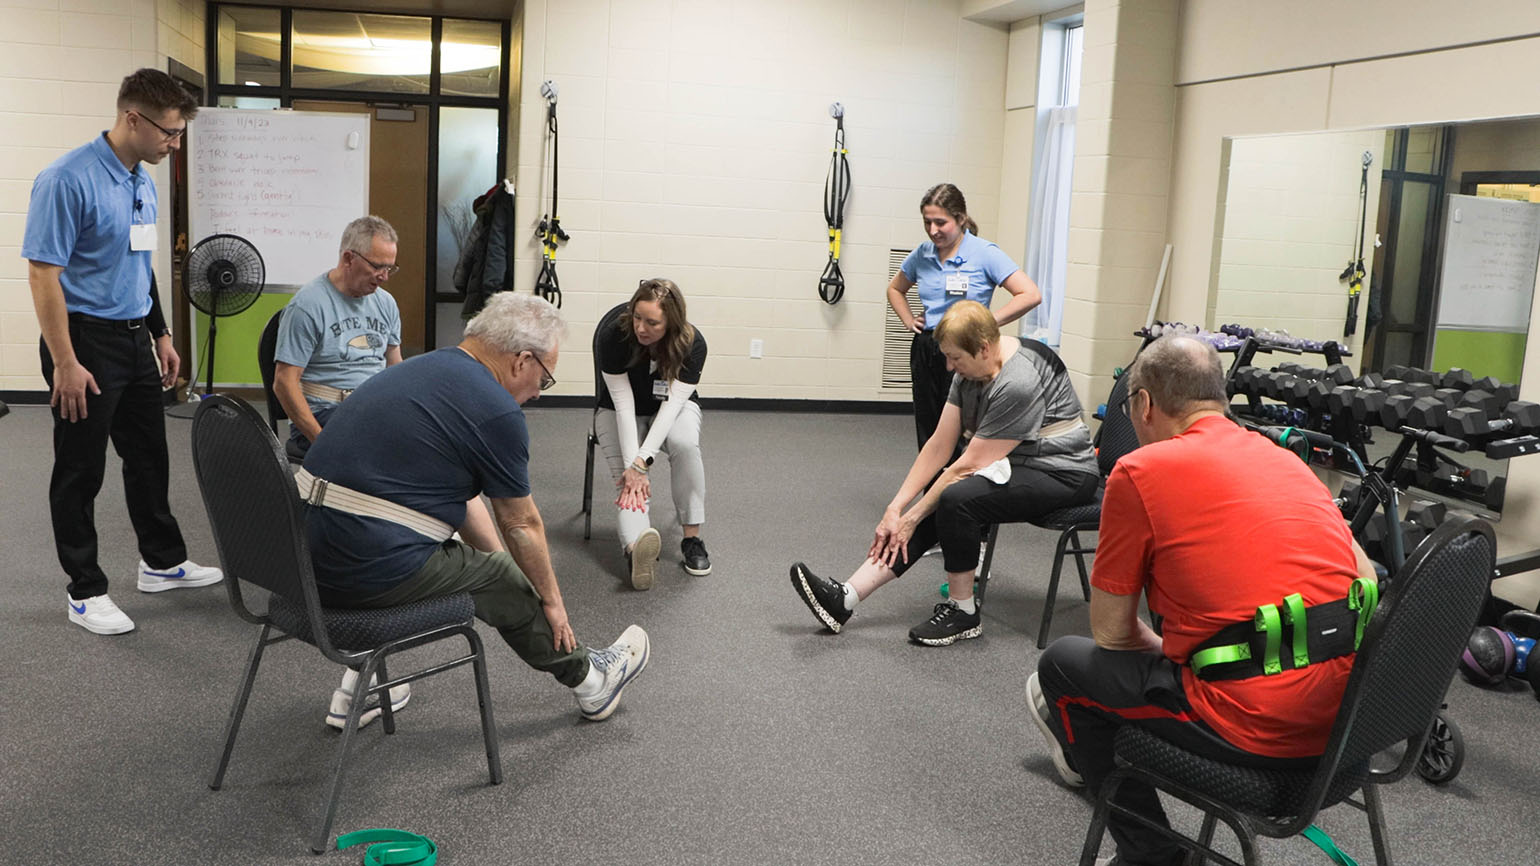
[789,562,852,633]
[681,537,712,575]
[908,601,982,646]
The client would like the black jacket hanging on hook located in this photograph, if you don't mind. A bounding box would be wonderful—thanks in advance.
[456,182,516,319]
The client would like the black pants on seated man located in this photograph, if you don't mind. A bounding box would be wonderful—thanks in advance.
[1036,637,1317,866]
[889,468,1098,576]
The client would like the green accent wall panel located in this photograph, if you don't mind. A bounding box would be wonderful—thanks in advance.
[1431,328,1527,384]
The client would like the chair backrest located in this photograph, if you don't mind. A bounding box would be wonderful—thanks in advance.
[592,302,628,407]
[257,308,287,433]
[1094,373,1142,477]
[191,394,327,630]
[1309,515,1494,801]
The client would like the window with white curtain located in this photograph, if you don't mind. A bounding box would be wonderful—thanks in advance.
[1023,16,1083,348]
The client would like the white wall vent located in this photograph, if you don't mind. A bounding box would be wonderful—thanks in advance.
[881,248,924,390]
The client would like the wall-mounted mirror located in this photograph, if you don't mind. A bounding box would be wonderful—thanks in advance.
[1210,117,1540,518]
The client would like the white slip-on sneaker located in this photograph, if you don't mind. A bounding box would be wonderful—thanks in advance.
[628,529,661,591]
[137,559,224,593]
[67,593,135,635]
[325,667,412,730]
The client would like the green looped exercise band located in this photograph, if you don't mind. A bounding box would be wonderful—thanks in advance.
[336,829,437,866]
[1254,603,1282,675]
[1280,592,1311,668]
[1303,823,1360,865]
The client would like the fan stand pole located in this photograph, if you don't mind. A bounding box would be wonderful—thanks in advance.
[204,315,218,396]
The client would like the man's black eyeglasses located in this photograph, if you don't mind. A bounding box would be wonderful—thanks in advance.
[131,110,186,141]
[352,251,401,276]
[528,352,556,391]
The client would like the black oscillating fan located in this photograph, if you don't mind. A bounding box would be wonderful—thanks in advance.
[185,233,265,398]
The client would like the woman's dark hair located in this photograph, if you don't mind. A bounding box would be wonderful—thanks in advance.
[620,278,696,382]
[920,183,979,235]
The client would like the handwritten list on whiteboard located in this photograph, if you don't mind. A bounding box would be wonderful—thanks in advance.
[189,108,370,287]
[1436,194,1540,333]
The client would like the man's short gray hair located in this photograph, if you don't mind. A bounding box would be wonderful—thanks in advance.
[339,215,398,255]
[464,293,567,357]
[1125,335,1229,416]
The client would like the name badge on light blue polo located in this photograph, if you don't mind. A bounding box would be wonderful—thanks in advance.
[945,270,968,297]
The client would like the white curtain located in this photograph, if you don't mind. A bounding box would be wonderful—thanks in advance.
[1022,104,1076,348]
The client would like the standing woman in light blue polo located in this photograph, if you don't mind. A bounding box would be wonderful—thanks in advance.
[886,183,1041,450]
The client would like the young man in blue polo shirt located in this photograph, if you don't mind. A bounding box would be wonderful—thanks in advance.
[23,68,223,636]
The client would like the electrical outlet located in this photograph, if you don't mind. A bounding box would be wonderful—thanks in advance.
[749,339,764,359]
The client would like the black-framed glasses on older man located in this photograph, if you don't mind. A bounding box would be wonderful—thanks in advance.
[1121,387,1147,417]
[527,352,556,391]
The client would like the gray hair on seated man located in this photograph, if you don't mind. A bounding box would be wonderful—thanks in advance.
[1125,335,1228,416]
[465,292,567,356]
[339,215,398,254]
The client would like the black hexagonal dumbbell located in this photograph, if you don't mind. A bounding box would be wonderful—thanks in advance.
[1406,499,1448,534]
[1400,381,1436,400]
[1469,377,1520,406]
[1404,367,1441,385]
[1304,379,1334,411]
[1433,388,1464,409]
[1378,393,1416,430]
[1229,365,1260,397]
[1405,395,1450,431]
[1441,367,1475,390]
[1458,389,1504,417]
[1357,372,1387,390]
[1322,364,1354,386]
[1350,388,1389,425]
[1445,399,1540,438]
[1327,385,1358,417]
[1263,371,1298,401]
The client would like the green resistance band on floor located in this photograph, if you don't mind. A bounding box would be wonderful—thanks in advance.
[337,829,437,866]
[1303,824,1359,866]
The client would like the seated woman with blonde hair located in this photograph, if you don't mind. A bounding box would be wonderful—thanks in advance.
[790,300,1098,645]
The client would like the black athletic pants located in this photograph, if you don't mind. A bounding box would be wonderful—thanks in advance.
[41,318,187,600]
[890,468,1099,577]
[1037,636,1317,865]
[909,329,951,451]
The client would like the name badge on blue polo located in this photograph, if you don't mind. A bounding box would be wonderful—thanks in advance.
[129,224,157,251]
[945,271,968,297]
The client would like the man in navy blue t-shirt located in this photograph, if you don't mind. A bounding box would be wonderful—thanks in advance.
[303,293,649,722]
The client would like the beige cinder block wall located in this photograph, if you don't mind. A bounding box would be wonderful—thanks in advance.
[0,0,205,391]
[1163,0,1540,605]
[513,0,1015,402]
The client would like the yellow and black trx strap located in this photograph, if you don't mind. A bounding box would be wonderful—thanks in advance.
[1340,150,1372,337]
[336,829,437,865]
[1188,578,1379,681]
[819,102,851,305]
[535,79,567,308]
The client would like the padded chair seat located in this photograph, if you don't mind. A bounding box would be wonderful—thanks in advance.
[269,592,475,651]
[1029,495,1103,530]
[1115,726,1369,819]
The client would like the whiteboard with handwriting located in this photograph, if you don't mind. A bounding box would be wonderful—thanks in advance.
[189,108,370,287]
[1435,194,1540,333]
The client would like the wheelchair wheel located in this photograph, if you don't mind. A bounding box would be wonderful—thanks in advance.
[1416,711,1464,785]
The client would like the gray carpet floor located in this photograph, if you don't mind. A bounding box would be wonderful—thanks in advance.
[1,402,1537,865]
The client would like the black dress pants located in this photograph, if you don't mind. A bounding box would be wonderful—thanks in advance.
[41,319,186,599]
[909,330,951,451]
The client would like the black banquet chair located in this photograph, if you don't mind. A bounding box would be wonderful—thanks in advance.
[976,370,1143,647]
[581,302,628,540]
[190,394,502,854]
[255,307,306,464]
[1076,515,1496,866]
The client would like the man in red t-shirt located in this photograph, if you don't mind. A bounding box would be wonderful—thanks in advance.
[1027,335,1377,866]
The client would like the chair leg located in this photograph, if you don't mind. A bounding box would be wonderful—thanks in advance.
[977,524,1000,604]
[312,655,377,854]
[1078,772,1121,866]
[1363,784,1393,866]
[1187,812,1219,866]
[1038,528,1076,649]
[1072,528,1094,600]
[376,655,396,735]
[209,625,271,791]
[466,628,503,785]
[583,431,596,541]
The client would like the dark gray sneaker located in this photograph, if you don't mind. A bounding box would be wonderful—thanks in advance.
[789,562,852,633]
[681,537,711,575]
[908,601,982,646]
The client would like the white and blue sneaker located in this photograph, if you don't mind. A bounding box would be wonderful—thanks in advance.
[137,559,224,593]
[326,667,412,730]
[576,624,650,721]
[67,593,135,635]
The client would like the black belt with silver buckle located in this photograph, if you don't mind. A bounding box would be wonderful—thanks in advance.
[70,313,144,331]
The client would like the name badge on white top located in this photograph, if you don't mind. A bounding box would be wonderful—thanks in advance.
[129,224,158,251]
[652,379,670,399]
[944,270,968,297]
